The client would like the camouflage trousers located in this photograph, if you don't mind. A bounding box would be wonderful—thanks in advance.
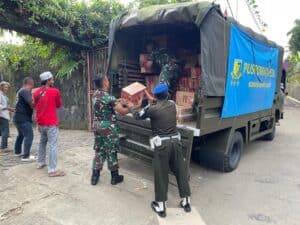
[159,63,180,97]
[92,121,119,171]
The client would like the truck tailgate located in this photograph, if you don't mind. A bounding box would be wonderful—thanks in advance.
[117,114,195,175]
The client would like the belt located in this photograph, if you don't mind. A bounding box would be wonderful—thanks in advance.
[149,133,181,149]
[160,134,180,141]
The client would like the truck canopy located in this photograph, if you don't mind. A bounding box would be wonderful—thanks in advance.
[107,1,283,97]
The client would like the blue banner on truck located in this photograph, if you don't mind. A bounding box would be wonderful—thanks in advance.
[221,24,279,118]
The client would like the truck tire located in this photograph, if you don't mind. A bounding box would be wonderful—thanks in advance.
[223,131,243,172]
[262,125,276,141]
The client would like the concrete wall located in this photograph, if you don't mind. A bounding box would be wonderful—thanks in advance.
[7,69,89,130]
[55,69,88,130]
[288,83,300,101]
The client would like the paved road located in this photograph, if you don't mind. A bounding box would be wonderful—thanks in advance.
[0,98,299,225]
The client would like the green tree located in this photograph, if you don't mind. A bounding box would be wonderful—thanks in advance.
[0,36,81,81]
[287,19,300,80]
[0,0,125,47]
[288,19,300,56]
[0,0,126,80]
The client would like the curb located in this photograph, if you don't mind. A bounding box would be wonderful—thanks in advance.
[287,96,300,104]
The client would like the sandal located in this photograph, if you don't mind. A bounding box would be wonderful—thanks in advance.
[48,170,65,177]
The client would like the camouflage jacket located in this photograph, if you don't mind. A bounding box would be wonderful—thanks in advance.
[149,48,177,67]
[92,89,116,124]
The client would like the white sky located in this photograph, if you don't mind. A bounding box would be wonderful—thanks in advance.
[217,0,300,51]
[0,31,23,45]
[1,0,299,54]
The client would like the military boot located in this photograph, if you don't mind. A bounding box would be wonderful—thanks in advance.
[111,170,124,185]
[91,169,100,185]
[151,201,166,218]
[180,197,191,213]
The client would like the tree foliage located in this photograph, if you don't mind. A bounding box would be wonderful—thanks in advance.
[0,0,125,80]
[286,19,300,79]
[0,36,81,84]
[288,19,300,56]
[0,0,125,47]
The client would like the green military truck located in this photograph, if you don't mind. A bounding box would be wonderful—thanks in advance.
[106,1,284,172]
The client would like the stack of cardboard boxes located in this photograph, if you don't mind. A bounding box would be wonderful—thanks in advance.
[175,53,200,123]
[176,91,196,123]
[121,39,200,123]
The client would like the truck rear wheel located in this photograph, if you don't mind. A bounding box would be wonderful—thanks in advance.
[223,131,243,172]
[193,129,244,172]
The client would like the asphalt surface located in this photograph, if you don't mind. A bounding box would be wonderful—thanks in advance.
[0,97,299,225]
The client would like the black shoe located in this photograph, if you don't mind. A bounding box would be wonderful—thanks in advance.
[91,169,100,185]
[151,201,166,218]
[180,200,192,213]
[111,170,124,185]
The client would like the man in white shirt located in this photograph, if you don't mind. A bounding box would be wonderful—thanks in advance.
[0,81,14,153]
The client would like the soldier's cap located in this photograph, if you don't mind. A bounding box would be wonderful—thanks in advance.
[153,83,168,95]
[40,71,53,81]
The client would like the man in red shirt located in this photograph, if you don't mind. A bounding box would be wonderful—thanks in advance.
[33,71,64,177]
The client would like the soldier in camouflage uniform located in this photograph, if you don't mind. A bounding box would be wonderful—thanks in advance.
[146,41,181,98]
[91,75,130,186]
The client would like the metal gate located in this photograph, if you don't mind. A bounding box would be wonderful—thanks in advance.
[85,47,108,130]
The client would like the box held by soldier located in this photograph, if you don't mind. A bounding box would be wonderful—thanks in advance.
[121,82,146,105]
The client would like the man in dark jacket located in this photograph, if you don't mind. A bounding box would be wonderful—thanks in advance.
[14,77,35,161]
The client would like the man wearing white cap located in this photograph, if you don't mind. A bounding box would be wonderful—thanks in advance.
[33,71,64,177]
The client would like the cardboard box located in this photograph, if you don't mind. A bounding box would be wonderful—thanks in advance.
[177,77,199,92]
[177,77,188,91]
[184,66,201,78]
[191,67,201,79]
[176,91,194,107]
[176,105,196,123]
[176,105,193,114]
[189,78,200,91]
[121,82,146,105]
[177,113,196,123]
